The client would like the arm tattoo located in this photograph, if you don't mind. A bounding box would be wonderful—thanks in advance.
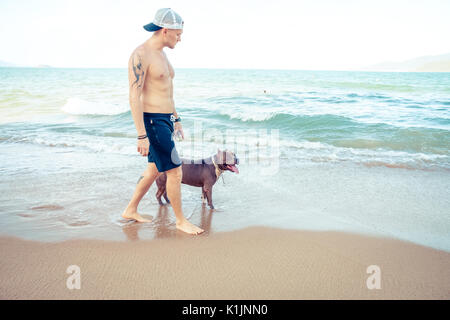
[132,54,145,89]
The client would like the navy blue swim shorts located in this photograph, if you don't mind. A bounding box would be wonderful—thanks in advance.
[143,112,182,172]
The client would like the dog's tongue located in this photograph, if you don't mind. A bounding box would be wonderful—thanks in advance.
[228,165,239,174]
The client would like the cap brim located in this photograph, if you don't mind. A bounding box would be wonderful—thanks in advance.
[143,23,162,32]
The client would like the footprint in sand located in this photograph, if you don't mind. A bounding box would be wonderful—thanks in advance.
[30,204,64,211]
[16,213,36,218]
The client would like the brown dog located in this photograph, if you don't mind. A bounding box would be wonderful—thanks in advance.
[155,149,239,209]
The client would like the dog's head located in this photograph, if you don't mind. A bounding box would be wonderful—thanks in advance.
[214,149,239,174]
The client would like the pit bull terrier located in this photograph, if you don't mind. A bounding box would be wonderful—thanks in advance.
[155,149,239,209]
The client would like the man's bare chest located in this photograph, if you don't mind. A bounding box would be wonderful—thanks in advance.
[148,55,175,82]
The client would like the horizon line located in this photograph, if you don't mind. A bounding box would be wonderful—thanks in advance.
[1,65,450,73]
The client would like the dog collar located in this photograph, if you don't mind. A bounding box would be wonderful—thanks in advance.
[211,156,223,181]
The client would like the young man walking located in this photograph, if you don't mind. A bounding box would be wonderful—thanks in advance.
[122,8,204,235]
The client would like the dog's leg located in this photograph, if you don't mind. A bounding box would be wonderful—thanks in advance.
[163,191,171,204]
[155,188,164,206]
[204,185,214,209]
[155,174,166,206]
[155,190,163,206]
[201,189,208,205]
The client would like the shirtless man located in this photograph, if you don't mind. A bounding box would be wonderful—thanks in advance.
[121,8,204,235]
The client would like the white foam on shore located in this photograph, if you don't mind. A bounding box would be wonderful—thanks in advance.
[61,97,128,115]
[3,131,446,170]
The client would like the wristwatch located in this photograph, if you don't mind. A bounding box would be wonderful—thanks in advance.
[174,116,181,123]
[170,114,181,122]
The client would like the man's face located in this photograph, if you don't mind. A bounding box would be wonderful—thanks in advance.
[165,28,183,49]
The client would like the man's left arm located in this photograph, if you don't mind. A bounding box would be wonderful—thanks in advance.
[173,107,184,139]
[173,108,179,119]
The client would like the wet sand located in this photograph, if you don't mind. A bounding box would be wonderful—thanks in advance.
[1,226,449,299]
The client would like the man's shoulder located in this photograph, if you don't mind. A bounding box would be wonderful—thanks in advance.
[129,45,149,65]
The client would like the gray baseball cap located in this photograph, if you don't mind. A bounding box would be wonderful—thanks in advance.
[143,8,184,32]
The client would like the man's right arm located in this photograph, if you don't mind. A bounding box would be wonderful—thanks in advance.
[128,49,148,136]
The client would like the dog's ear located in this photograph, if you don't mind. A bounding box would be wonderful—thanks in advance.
[216,150,224,164]
[225,150,234,164]
[216,148,223,163]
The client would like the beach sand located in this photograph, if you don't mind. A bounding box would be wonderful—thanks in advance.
[0,226,449,300]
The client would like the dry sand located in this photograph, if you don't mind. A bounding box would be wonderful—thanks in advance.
[0,226,449,299]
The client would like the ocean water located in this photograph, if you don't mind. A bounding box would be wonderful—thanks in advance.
[0,67,449,250]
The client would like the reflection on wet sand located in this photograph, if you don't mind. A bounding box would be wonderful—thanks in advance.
[121,204,215,241]
[31,204,64,211]
[199,205,214,235]
[121,222,143,241]
[154,205,176,239]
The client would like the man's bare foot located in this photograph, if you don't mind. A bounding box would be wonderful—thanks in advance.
[176,219,204,235]
[122,209,152,223]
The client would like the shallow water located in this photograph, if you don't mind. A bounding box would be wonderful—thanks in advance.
[0,67,449,250]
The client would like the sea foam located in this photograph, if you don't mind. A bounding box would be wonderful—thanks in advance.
[61,97,128,115]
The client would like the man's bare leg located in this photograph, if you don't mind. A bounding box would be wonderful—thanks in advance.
[122,162,160,222]
[166,165,204,235]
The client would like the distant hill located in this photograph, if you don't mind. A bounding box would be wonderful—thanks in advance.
[414,59,450,72]
[0,60,54,68]
[365,53,450,72]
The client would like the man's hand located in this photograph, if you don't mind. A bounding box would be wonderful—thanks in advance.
[174,122,184,140]
[137,138,150,156]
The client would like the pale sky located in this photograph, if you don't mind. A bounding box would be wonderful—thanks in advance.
[1,0,449,70]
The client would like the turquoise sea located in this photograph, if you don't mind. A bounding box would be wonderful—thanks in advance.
[0,67,449,250]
